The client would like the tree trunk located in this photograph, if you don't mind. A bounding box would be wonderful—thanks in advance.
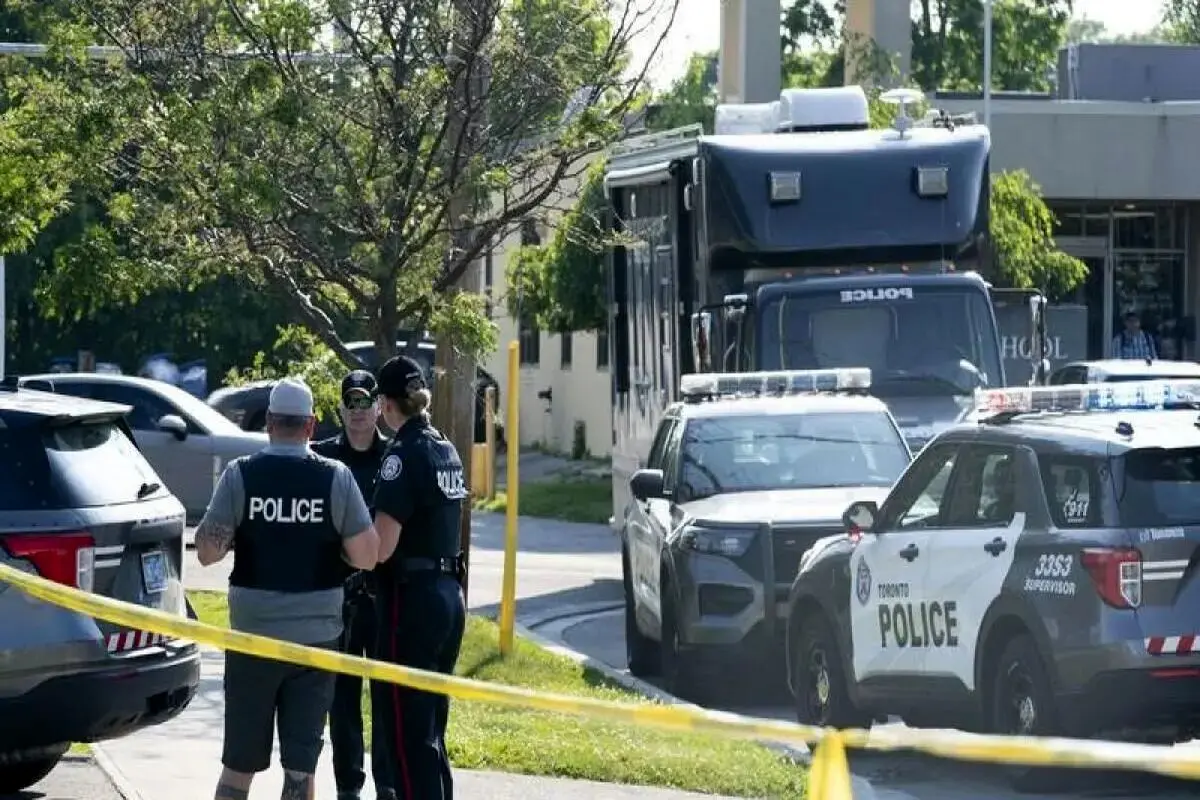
[431,0,493,603]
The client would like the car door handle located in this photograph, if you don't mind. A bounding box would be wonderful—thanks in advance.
[984,537,1007,556]
[899,543,919,562]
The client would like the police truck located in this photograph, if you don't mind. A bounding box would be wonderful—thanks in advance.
[603,85,1050,531]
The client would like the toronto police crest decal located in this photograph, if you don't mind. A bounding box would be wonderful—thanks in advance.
[380,454,402,481]
[855,558,872,606]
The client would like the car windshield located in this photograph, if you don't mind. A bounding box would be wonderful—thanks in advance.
[150,381,243,434]
[677,411,909,501]
[757,285,1003,396]
[1118,447,1200,527]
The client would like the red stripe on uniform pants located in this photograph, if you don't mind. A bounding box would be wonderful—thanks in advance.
[390,590,414,799]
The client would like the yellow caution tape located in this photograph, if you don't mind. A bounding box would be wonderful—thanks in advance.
[3,561,1200,782]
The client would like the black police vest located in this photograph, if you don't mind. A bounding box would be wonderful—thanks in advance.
[229,452,345,592]
[392,420,465,561]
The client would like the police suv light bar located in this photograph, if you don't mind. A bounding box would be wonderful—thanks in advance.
[975,380,1200,416]
[680,368,872,398]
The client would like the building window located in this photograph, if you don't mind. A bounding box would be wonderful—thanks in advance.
[519,315,540,365]
[596,326,610,369]
[560,333,573,368]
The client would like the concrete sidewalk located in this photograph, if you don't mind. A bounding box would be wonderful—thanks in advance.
[95,649,734,800]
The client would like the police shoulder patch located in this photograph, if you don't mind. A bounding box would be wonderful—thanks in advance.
[380,454,403,481]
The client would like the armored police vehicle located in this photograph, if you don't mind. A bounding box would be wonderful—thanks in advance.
[604,85,1049,533]
[785,379,1200,745]
[620,367,912,700]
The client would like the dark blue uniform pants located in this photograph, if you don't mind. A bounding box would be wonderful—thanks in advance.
[376,573,466,800]
[331,588,392,795]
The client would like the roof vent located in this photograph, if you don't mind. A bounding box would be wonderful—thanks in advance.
[776,85,869,132]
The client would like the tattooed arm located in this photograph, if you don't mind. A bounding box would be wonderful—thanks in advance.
[195,462,243,567]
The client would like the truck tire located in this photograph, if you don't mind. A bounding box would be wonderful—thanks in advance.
[988,633,1060,791]
[622,553,659,677]
[660,586,708,701]
[792,613,869,729]
[0,753,63,794]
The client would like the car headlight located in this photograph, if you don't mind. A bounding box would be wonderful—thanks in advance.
[678,526,756,557]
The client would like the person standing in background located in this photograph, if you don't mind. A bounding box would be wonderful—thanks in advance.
[1111,310,1158,360]
[194,378,380,800]
[313,370,395,800]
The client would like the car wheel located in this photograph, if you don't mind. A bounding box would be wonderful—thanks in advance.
[622,552,659,677]
[989,633,1060,790]
[0,752,65,794]
[792,613,869,729]
[659,585,706,701]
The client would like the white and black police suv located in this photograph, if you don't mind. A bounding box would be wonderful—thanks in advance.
[786,379,1200,744]
[620,368,913,700]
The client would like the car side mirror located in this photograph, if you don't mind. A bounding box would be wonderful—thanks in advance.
[842,500,879,534]
[630,468,665,502]
[157,414,189,441]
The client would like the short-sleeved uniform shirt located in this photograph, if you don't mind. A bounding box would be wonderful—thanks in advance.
[200,442,374,644]
[372,415,469,572]
[312,431,389,511]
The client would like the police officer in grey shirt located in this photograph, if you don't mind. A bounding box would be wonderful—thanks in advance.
[195,378,380,800]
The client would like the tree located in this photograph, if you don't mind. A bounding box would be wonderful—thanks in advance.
[25,0,678,367]
[776,0,1071,93]
[506,158,608,332]
[1163,0,1200,42]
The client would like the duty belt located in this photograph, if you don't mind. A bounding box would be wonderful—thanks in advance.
[399,556,458,575]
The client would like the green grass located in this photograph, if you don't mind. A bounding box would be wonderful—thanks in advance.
[187,591,806,797]
[476,476,612,525]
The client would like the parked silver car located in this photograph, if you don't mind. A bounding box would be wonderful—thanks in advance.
[20,373,268,521]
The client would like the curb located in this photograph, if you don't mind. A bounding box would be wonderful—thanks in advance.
[92,742,150,800]
[520,600,624,631]
[513,618,813,766]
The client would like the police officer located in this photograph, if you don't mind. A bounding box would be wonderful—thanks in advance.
[312,369,394,800]
[193,378,380,800]
[371,355,468,800]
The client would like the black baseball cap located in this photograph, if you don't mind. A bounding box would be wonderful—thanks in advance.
[377,355,427,399]
[341,369,377,403]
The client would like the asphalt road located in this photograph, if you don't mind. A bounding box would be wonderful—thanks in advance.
[550,608,1200,800]
[183,510,623,617]
[0,754,124,800]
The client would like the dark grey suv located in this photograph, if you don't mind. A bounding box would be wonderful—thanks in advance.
[0,380,200,793]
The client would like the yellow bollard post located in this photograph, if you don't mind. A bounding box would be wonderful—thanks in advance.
[498,341,521,655]
[808,731,853,799]
[484,386,496,500]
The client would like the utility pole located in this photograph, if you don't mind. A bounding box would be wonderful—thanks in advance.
[432,0,491,603]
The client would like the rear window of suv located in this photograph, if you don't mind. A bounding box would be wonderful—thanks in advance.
[1118,447,1200,527]
[0,422,167,511]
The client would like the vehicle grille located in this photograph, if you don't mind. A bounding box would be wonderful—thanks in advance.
[735,525,841,585]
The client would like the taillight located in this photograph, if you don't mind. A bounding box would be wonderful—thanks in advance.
[1,532,96,591]
[1080,547,1142,609]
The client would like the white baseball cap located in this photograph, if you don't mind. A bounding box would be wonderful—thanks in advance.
[268,378,314,417]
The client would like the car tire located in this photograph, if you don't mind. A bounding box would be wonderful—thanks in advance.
[988,633,1060,791]
[622,552,659,677]
[660,585,707,701]
[792,613,870,729]
[0,752,64,794]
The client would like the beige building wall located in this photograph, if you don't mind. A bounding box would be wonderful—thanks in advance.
[481,162,614,458]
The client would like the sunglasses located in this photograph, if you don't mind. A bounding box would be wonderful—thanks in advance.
[343,395,376,411]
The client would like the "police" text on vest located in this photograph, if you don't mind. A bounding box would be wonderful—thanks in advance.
[248,497,326,523]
